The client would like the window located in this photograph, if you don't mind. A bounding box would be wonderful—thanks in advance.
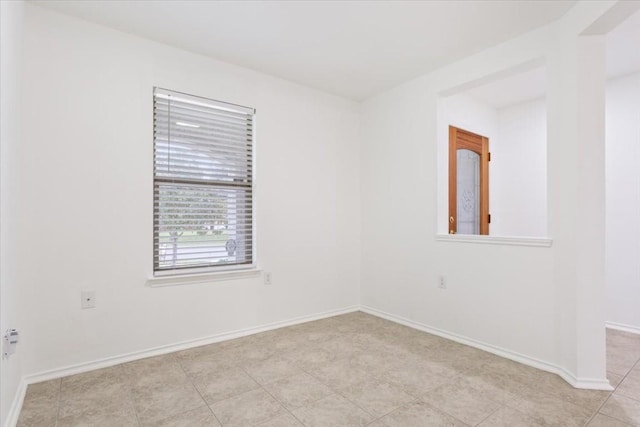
[153,87,255,274]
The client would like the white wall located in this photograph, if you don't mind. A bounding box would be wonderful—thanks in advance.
[17,4,361,377]
[1,1,28,424]
[493,99,547,237]
[605,72,640,332]
[362,1,614,387]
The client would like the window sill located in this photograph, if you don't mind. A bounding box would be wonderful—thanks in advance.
[435,234,552,247]
[146,268,262,287]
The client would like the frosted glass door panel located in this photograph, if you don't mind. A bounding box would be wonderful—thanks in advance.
[456,149,480,234]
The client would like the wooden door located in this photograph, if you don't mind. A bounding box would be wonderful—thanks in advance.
[448,126,490,235]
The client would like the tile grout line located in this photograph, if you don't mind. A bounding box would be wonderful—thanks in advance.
[254,376,308,426]
[54,378,62,427]
[585,354,640,426]
[175,353,225,426]
[119,364,143,427]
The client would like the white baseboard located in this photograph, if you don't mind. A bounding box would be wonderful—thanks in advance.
[606,321,640,335]
[4,379,26,427]
[360,305,613,391]
[5,305,358,427]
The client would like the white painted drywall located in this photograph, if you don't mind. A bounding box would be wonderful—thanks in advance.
[1,1,28,424]
[362,1,613,385]
[605,72,640,332]
[17,4,361,376]
[493,99,547,237]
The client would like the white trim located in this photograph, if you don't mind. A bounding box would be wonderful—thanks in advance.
[23,305,358,385]
[606,321,640,335]
[4,379,26,427]
[435,234,553,247]
[360,305,612,391]
[147,268,262,287]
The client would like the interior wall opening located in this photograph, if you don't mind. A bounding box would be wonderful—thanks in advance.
[437,64,548,238]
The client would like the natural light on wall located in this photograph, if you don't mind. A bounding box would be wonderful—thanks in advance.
[437,65,549,240]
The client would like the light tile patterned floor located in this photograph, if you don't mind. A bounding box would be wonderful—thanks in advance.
[17,312,640,426]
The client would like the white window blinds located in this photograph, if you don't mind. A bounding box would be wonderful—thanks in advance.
[153,87,255,273]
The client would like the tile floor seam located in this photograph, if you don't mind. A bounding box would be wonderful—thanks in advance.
[362,396,422,426]
[121,365,143,427]
[54,378,62,427]
[256,379,308,426]
[586,355,640,427]
[331,379,388,419]
[293,363,381,425]
[473,403,504,427]
[176,353,224,426]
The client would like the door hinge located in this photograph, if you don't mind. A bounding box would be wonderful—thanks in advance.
[487,152,491,162]
[488,214,491,224]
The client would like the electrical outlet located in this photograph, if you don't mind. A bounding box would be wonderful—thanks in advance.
[81,290,96,309]
[264,272,272,285]
[438,275,447,289]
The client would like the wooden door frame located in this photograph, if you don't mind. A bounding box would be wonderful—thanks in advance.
[448,126,490,235]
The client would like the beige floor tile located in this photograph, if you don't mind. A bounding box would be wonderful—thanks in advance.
[588,413,634,426]
[478,406,543,426]
[257,412,304,426]
[123,354,188,388]
[148,406,222,427]
[418,342,493,375]
[283,345,337,370]
[339,377,415,418]
[606,331,640,377]
[367,401,467,427]
[60,366,127,398]
[480,358,543,388]
[348,350,403,372]
[192,365,259,404]
[422,381,502,426]
[456,368,522,404]
[56,400,139,427]
[24,380,61,402]
[617,369,640,401]
[599,393,640,425]
[17,379,61,427]
[262,372,333,410]
[131,381,206,425]
[211,388,285,426]
[306,357,373,390]
[375,359,453,397]
[508,386,594,427]
[179,352,236,378]
[607,351,639,377]
[321,336,367,359]
[525,369,611,411]
[292,394,373,427]
[16,397,59,427]
[58,367,130,419]
[609,372,625,389]
[242,355,303,385]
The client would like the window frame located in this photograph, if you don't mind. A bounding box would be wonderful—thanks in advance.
[152,87,257,277]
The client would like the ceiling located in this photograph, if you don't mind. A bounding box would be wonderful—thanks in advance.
[463,7,640,111]
[33,0,577,101]
[607,8,640,79]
